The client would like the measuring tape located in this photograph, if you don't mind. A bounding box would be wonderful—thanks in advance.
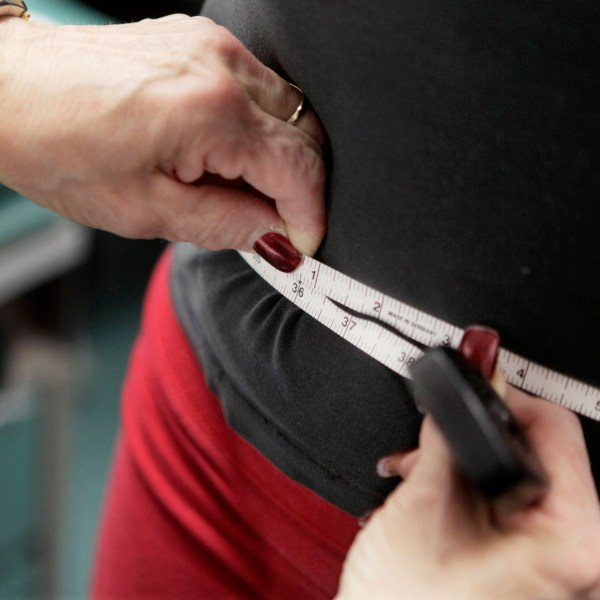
[240,251,600,422]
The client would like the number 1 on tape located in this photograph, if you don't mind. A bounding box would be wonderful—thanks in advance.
[240,251,600,422]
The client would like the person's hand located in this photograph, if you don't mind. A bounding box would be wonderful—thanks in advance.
[337,388,600,600]
[0,15,326,256]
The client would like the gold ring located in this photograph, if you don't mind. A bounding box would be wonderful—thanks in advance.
[286,83,305,125]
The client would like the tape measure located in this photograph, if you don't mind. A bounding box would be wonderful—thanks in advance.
[240,251,600,422]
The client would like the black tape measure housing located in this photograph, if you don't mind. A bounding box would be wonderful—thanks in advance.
[409,347,548,507]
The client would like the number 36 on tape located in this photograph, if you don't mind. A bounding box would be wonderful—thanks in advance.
[240,251,600,422]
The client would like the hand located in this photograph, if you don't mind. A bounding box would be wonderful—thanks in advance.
[337,388,600,600]
[0,15,326,255]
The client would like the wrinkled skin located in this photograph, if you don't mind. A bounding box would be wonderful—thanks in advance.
[0,15,326,254]
[338,387,600,600]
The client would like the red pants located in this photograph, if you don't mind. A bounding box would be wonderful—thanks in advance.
[91,250,359,599]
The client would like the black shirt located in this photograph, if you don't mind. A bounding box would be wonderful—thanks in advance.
[171,0,600,516]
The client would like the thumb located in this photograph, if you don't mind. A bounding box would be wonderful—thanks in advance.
[402,416,490,538]
[409,416,457,487]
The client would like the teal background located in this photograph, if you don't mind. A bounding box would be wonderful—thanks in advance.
[0,1,168,597]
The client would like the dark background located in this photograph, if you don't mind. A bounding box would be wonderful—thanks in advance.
[84,0,204,21]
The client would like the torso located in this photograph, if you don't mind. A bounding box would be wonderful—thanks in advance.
[172,0,600,515]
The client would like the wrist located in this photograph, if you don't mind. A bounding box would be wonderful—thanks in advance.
[0,17,26,184]
[0,18,54,186]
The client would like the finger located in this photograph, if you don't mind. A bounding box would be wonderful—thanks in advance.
[501,388,596,505]
[147,173,288,250]
[377,449,420,479]
[410,416,457,485]
[460,324,509,407]
[172,87,326,256]
[458,325,593,513]
[165,35,327,256]
[457,324,585,491]
[224,38,326,146]
[236,106,327,256]
[397,417,490,539]
[171,107,326,255]
[459,325,500,379]
[397,418,467,509]
[245,78,329,257]
[489,365,508,399]
[240,117,327,257]
[249,75,325,147]
[134,17,325,143]
[407,325,501,491]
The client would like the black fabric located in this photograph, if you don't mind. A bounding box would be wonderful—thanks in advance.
[171,0,600,516]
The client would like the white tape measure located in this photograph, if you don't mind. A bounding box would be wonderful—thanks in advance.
[240,251,600,422]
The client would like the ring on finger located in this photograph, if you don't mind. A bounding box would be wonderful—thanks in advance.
[286,83,305,125]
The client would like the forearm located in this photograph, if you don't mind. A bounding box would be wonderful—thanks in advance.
[0,17,28,185]
[0,18,57,190]
[0,15,326,253]
[0,18,143,197]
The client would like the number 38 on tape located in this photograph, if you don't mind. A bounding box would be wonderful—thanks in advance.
[240,251,600,422]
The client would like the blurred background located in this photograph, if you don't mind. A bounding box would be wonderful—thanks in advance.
[0,1,204,598]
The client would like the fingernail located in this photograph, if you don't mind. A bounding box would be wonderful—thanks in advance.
[459,325,500,379]
[376,456,398,478]
[253,232,302,273]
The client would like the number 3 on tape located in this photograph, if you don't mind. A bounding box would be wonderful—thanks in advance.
[240,252,600,422]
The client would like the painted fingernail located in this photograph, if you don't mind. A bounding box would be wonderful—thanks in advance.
[459,325,500,379]
[376,456,399,478]
[253,232,302,273]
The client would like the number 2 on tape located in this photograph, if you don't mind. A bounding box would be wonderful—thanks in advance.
[240,251,600,422]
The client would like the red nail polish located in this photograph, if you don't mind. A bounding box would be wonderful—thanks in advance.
[253,232,302,273]
[459,325,500,379]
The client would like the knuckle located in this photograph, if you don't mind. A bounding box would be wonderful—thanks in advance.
[204,23,244,64]
[188,70,247,122]
[156,13,188,22]
[192,15,215,26]
[291,138,326,190]
[142,21,251,124]
[157,65,247,127]
[208,71,246,111]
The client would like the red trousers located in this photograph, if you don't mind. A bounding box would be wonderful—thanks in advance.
[91,250,359,599]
